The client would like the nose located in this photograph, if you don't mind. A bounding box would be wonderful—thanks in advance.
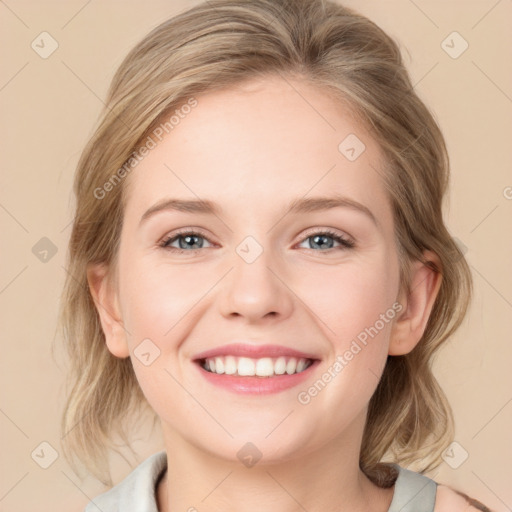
[218,243,294,324]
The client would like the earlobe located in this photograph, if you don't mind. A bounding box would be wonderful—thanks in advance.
[86,263,130,359]
[389,251,442,356]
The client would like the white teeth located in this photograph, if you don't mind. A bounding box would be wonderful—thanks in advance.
[286,358,297,375]
[238,357,255,376]
[202,356,312,377]
[274,356,287,375]
[214,357,224,374]
[255,357,274,377]
[224,355,237,375]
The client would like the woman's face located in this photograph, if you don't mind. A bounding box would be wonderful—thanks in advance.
[104,75,403,463]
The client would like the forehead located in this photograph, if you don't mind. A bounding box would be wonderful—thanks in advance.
[123,75,392,230]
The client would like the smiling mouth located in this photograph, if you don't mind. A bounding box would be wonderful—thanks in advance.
[198,356,314,377]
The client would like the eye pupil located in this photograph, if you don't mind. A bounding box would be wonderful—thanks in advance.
[180,234,203,249]
[311,234,334,250]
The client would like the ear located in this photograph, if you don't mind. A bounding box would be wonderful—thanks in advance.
[389,250,442,356]
[86,262,130,358]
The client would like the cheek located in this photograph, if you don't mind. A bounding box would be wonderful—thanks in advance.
[116,256,199,416]
[119,256,205,341]
[296,252,399,344]
[296,251,399,402]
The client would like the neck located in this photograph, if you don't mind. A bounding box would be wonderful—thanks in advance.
[157,412,394,512]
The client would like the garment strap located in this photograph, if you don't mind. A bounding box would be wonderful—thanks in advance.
[387,464,437,512]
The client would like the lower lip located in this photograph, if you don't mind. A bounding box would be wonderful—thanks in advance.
[194,360,320,394]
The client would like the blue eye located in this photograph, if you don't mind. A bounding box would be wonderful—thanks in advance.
[160,230,212,253]
[159,228,355,254]
[298,229,355,251]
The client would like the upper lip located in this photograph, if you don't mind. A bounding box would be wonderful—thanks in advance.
[193,343,320,361]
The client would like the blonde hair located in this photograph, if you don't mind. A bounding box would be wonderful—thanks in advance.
[59,0,472,487]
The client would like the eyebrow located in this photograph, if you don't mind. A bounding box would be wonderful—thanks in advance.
[139,194,379,228]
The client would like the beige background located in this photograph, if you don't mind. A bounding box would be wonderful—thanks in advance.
[0,0,511,511]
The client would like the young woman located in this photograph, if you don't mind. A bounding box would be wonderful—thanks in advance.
[59,1,491,510]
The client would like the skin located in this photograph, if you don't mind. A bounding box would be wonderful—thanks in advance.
[88,75,452,512]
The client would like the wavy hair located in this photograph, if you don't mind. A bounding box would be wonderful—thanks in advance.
[58,0,473,488]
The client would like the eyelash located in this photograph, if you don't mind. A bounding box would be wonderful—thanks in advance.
[158,228,355,255]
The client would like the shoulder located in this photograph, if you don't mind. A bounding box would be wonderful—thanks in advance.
[434,484,492,512]
[83,450,167,512]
